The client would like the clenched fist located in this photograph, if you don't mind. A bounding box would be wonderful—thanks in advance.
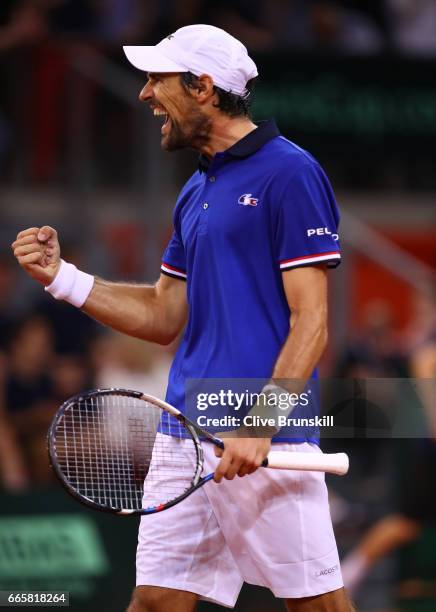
[12,226,61,286]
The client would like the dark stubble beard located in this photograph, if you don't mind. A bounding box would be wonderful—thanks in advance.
[162,105,213,152]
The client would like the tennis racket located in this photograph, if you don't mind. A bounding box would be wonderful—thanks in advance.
[48,388,349,516]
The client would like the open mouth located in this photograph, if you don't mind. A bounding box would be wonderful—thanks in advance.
[153,106,171,135]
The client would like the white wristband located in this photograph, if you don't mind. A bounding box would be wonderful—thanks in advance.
[259,384,296,420]
[44,259,94,308]
[261,384,290,402]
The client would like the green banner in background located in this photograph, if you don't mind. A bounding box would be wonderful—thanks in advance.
[0,515,108,579]
[252,55,436,151]
[0,489,137,610]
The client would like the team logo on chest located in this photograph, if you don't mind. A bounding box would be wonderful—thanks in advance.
[238,193,259,207]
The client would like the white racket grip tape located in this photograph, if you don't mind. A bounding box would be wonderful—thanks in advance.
[45,259,94,308]
[265,451,349,476]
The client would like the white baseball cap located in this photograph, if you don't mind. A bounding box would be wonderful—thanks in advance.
[123,24,258,97]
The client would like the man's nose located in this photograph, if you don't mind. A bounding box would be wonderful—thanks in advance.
[139,81,152,102]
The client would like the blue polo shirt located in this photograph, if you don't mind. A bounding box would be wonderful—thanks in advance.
[160,120,341,443]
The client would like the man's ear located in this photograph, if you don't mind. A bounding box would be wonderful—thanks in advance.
[192,74,215,104]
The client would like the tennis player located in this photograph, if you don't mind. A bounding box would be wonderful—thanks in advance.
[12,24,353,612]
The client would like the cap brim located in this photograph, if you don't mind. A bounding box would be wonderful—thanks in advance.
[123,46,186,73]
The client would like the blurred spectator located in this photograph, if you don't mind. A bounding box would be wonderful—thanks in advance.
[407,283,436,438]
[95,0,151,45]
[0,253,21,352]
[36,296,101,355]
[6,315,54,415]
[0,353,29,492]
[0,1,49,174]
[51,354,93,401]
[0,408,30,492]
[387,0,436,56]
[91,331,172,398]
[336,299,406,378]
[402,284,436,352]
[309,1,385,53]
[342,303,436,596]
[331,299,406,492]
[0,305,98,488]
[4,315,56,485]
[206,0,277,52]
[0,113,11,173]
[207,0,385,53]
[0,1,48,52]
[0,2,102,183]
[0,0,384,57]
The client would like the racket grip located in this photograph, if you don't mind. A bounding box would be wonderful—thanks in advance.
[263,451,349,476]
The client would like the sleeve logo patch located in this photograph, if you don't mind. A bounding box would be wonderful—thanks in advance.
[238,193,259,207]
[307,227,339,240]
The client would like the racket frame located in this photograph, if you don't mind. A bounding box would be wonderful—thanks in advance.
[48,388,224,516]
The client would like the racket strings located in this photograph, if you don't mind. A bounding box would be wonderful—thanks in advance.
[52,393,200,511]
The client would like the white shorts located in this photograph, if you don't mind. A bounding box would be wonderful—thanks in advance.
[136,435,343,608]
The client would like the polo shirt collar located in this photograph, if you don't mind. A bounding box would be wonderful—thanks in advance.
[198,119,280,172]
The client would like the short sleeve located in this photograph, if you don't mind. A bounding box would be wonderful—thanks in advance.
[275,161,341,271]
[161,230,187,281]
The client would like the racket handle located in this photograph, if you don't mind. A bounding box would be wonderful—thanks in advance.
[263,451,349,476]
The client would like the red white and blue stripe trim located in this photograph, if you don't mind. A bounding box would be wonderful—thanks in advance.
[280,251,341,271]
[161,262,187,280]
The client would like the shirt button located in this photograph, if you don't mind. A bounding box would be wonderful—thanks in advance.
[203,202,209,210]
[209,176,216,182]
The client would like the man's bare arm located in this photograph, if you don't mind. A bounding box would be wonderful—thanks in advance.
[214,265,329,481]
[83,274,188,345]
[272,265,328,380]
[12,226,188,345]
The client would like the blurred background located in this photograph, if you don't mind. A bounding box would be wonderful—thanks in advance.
[0,1,435,610]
